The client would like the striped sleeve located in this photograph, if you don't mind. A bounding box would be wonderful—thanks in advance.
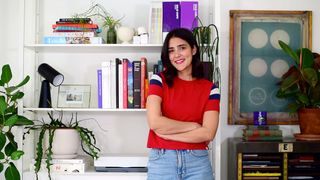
[148,74,163,98]
[205,83,220,112]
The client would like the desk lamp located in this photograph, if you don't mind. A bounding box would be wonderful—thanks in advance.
[38,63,64,108]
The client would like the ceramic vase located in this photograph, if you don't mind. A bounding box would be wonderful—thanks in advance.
[107,27,117,44]
[117,26,134,44]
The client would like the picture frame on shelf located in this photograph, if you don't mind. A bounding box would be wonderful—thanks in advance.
[228,10,312,125]
[57,84,91,108]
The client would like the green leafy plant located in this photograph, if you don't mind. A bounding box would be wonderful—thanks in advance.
[24,112,100,180]
[74,3,123,29]
[192,16,220,85]
[276,40,320,112]
[0,64,33,180]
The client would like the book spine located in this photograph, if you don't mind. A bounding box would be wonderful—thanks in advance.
[243,130,282,137]
[140,57,147,108]
[43,36,102,44]
[52,31,95,37]
[180,1,198,30]
[118,60,123,109]
[162,1,180,39]
[101,61,111,109]
[122,59,128,108]
[52,23,98,29]
[127,61,134,108]
[115,58,121,108]
[58,17,92,23]
[97,69,102,108]
[110,60,117,108]
[133,61,141,108]
[30,163,85,173]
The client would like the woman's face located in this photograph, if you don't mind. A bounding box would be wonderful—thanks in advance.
[168,37,196,73]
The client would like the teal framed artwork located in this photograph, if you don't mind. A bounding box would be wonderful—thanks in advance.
[228,10,312,125]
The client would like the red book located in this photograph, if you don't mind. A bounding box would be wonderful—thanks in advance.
[122,59,128,108]
[140,57,147,108]
[52,23,98,29]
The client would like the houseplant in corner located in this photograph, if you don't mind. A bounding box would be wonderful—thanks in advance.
[0,64,33,180]
[24,111,100,180]
[192,16,220,86]
[276,40,320,135]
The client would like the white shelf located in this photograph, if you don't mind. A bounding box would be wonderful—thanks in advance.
[23,171,147,180]
[23,107,146,112]
[25,44,162,47]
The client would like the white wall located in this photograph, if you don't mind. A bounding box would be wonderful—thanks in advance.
[217,0,320,179]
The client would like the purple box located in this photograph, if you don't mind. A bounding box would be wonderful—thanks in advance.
[253,111,267,126]
[180,1,198,30]
[162,1,180,35]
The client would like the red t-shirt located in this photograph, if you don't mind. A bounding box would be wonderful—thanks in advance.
[147,73,220,150]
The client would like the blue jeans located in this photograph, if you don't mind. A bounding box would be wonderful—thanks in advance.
[147,149,214,180]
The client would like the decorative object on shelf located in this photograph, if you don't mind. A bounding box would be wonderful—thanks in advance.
[0,64,34,180]
[276,40,320,135]
[192,16,220,84]
[74,3,123,44]
[228,10,312,125]
[38,63,64,108]
[117,26,134,44]
[23,112,101,180]
[57,84,91,108]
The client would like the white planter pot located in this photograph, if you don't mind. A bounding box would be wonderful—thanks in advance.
[46,128,80,159]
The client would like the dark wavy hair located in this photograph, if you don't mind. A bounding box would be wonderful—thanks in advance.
[161,28,203,87]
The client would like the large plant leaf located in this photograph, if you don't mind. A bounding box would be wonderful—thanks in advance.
[10,150,24,160]
[1,64,12,84]
[0,152,4,159]
[10,91,24,101]
[5,132,18,156]
[0,133,6,151]
[4,115,18,126]
[302,68,318,87]
[279,40,299,65]
[14,75,30,89]
[5,162,20,180]
[280,71,300,91]
[0,96,6,115]
[299,48,314,68]
[15,116,34,126]
[297,93,310,106]
[0,163,3,173]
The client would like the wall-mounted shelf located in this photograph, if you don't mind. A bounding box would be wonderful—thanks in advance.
[23,107,147,112]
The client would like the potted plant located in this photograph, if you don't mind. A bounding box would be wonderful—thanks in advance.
[192,16,220,86]
[0,64,34,180]
[276,40,320,134]
[24,111,100,180]
[74,3,123,44]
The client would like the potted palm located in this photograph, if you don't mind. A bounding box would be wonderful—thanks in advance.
[0,64,34,180]
[276,40,320,135]
[24,111,100,180]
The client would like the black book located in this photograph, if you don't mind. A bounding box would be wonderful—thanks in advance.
[132,61,141,108]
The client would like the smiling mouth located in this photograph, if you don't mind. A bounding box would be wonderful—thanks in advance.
[175,59,184,64]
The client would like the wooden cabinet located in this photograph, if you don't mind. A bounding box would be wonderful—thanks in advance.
[228,138,320,180]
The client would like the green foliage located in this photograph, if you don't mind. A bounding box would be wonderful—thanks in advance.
[192,16,220,87]
[74,3,123,29]
[0,64,33,180]
[24,112,100,180]
[276,41,320,112]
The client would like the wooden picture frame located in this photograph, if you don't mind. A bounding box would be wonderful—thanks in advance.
[228,10,312,125]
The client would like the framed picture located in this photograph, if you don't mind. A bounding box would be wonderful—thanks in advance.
[228,10,312,125]
[58,84,91,108]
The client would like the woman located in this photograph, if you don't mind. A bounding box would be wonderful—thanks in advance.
[146,28,220,180]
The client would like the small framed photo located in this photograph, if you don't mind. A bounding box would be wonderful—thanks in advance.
[57,84,91,108]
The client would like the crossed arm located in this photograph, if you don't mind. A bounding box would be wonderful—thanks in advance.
[146,95,219,143]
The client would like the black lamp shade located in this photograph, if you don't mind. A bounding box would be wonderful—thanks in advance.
[38,63,64,86]
[39,80,51,108]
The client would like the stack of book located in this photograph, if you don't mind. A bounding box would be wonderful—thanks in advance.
[43,18,103,44]
[243,125,283,141]
[30,156,91,173]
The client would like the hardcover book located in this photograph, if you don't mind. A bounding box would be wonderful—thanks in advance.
[133,61,141,108]
[97,69,102,108]
[180,1,198,30]
[127,60,134,108]
[162,1,180,39]
[43,36,103,44]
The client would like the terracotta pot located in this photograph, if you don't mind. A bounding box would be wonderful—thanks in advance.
[298,108,320,135]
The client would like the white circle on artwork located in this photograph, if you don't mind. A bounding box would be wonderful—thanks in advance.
[248,58,268,77]
[248,28,268,48]
[271,59,289,78]
[270,29,290,49]
[249,87,267,105]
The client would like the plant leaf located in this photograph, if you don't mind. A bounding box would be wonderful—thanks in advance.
[5,162,20,180]
[0,96,6,115]
[299,48,314,68]
[0,133,6,151]
[15,116,34,126]
[0,152,5,159]
[302,68,318,87]
[279,40,299,65]
[5,115,18,126]
[15,75,30,89]
[1,64,12,84]
[280,72,299,91]
[10,91,24,101]
[5,132,18,156]
[10,150,24,160]
[0,163,3,173]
